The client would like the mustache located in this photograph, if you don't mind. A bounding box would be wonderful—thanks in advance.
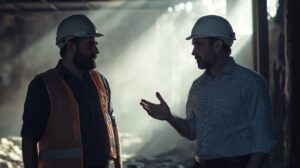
[90,55,97,59]
[195,56,202,61]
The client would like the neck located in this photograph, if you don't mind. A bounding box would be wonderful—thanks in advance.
[61,59,84,80]
[207,55,230,78]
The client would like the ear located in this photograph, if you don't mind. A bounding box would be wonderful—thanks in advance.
[66,41,77,56]
[213,39,223,52]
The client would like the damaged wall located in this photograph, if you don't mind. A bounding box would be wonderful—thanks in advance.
[0,13,68,137]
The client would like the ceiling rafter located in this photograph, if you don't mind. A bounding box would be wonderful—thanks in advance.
[0,0,188,13]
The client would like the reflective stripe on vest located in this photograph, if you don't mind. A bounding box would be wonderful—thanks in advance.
[39,148,81,160]
[90,71,117,159]
[38,69,118,168]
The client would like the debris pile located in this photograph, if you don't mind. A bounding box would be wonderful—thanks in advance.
[0,136,194,168]
[124,148,194,168]
[0,137,23,168]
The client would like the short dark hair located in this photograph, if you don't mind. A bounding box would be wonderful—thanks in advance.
[59,37,82,57]
[207,37,231,55]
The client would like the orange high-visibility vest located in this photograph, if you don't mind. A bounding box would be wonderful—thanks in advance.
[37,68,117,168]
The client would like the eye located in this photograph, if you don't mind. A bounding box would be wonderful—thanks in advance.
[87,42,97,48]
[93,42,99,47]
[193,42,202,47]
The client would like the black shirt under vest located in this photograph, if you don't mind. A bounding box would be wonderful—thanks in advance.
[21,60,115,167]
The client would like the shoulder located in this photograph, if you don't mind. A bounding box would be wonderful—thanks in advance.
[25,73,50,100]
[235,64,267,84]
[26,69,58,97]
[28,74,46,90]
[234,64,269,93]
[37,68,57,78]
[193,72,206,84]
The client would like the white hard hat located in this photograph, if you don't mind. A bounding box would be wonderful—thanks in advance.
[56,14,103,48]
[186,15,236,47]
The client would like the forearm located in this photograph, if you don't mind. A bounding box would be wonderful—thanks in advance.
[22,136,38,168]
[166,113,192,139]
[246,153,266,168]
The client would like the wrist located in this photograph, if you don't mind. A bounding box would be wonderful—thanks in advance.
[166,111,173,122]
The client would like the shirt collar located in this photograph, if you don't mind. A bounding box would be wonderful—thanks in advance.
[202,56,236,80]
[221,56,236,75]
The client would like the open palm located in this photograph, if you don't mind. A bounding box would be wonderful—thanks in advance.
[140,92,171,121]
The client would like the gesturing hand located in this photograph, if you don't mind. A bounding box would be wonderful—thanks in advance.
[140,92,172,121]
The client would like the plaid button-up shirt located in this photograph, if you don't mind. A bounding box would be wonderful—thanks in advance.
[186,57,275,159]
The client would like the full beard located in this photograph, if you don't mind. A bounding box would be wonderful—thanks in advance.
[197,52,217,69]
[73,50,96,71]
[197,57,210,69]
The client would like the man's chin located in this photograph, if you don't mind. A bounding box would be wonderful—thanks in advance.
[197,64,205,69]
[87,60,97,70]
[76,62,96,71]
[87,64,96,71]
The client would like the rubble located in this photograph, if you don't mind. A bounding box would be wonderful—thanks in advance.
[0,136,194,168]
[124,148,194,168]
[0,137,23,168]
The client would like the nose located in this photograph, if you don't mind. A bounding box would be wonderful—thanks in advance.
[93,45,99,55]
[192,46,196,56]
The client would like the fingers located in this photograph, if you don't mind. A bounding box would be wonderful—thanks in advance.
[156,92,166,104]
[140,92,165,108]
[140,101,150,109]
[140,101,155,117]
[140,102,150,113]
[140,99,156,106]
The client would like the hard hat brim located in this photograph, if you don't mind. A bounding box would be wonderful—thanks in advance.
[94,33,104,37]
[185,35,207,40]
[83,33,104,37]
[185,36,193,40]
[185,35,234,47]
[56,33,104,48]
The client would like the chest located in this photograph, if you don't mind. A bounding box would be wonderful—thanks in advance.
[187,77,246,118]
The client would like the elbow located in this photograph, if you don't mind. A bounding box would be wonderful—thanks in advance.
[186,136,196,141]
[179,133,196,141]
[179,129,196,141]
[185,123,196,140]
[185,133,196,141]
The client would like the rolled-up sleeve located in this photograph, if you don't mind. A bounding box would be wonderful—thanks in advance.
[246,76,275,153]
[186,113,196,140]
[186,90,197,140]
[102,76,117,127]
[109,98,117,127]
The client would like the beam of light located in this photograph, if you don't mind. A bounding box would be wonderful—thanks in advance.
[0,8,121,135]
[267,0,279,19]
[92,0,253,157]
[185,1,193,13]
[88,3,203,157]
[167,1,193,13]
[227,0,253,69]
[201,0,227,15]
[0,0,254,161]
[227,0,253,36]
[87,0,254,158]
